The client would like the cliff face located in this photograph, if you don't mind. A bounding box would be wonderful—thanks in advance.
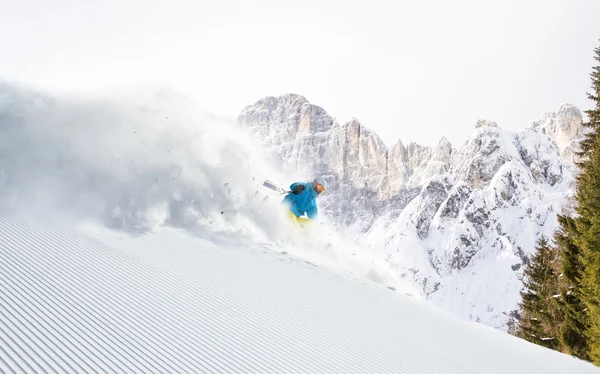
[238,93,583,330]
[238,94,461,230]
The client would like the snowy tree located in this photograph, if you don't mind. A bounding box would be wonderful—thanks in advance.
[573,39,600,365]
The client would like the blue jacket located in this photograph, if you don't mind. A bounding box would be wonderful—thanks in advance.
[281,182,319,219]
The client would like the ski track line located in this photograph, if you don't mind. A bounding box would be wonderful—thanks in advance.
[0,215,572,374]
[4,219,312,374]
[79,226,406,372]
[0,224,226,374]
[79,226,480,373]
[12,217,404,373]
[0,288,94,374]
[1,225,192,374]
[0,306,67,374]
[94,227,428,373]
[0,215,426,373]
[0,327,39,374]
[1,216,376,374]
[0,251,178,369]
[1,230,163,374]
[64,225,408,374]
[0,213,572,374]
[0,307,54,374]
[0,257,139,374]
[0,349,20,374]
[2,213,600,373]
[0,281,105,374]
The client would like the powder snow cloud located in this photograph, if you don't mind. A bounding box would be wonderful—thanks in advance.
[0,81,414,294]
[0,82,287,241]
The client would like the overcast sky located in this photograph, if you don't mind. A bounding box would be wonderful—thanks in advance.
[1,0,599,147]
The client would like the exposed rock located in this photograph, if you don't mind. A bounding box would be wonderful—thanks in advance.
[415,178,451,240]
[527,103,585,162]
[238,94,581,331]
[475,119,499,128]
[440,184,472,219]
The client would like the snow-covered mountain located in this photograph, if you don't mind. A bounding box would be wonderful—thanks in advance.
[2,83,598,372]
[527,103,585,162]
[237,94,583,330]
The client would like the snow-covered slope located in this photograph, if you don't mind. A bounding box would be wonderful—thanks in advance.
[2,83,596,372]
[0,83,406,291]
[2,212,599,373]
[238,94,583,330]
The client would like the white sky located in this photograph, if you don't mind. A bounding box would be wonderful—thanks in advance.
[1,0,599,147]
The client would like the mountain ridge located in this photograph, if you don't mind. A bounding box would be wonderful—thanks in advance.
[237,93,583,330]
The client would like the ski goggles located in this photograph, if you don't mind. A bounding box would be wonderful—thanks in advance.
[313,180,326,194]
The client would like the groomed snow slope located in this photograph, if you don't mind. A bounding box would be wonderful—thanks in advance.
[1,83,599,373]
[1,212,599,374]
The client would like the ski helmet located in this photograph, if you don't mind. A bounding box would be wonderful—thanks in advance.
[314,176,327,194]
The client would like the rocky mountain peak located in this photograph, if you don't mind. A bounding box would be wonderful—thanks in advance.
[475,119,499,129]
[527,103,584,161]
[237,93,582,332]
[436,137,454,160]
[438,136,452,148]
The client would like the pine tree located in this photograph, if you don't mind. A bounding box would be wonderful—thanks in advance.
[554,214,588,359]
[576,41,600,160]
[518,235,561,349]
[574,40,600,364]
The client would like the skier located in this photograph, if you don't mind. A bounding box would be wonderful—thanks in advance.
[281,177,327,226]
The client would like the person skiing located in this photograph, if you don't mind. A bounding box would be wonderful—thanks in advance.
[281,176,327,225]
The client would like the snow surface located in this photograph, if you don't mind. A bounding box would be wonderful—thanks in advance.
[2,212,599,373]
[1,83,598,372]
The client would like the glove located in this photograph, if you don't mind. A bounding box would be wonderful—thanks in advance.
[292,184,306,195]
